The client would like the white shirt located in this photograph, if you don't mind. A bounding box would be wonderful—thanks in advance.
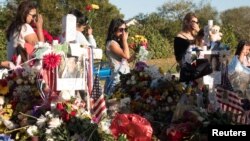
[59,31,97,48]
[7,23,35,60]
[75,31,97,48]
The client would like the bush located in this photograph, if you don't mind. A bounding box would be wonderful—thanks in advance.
[0,30,7,61]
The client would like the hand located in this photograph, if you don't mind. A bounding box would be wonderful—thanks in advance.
[87,26,93,35]
[122,31,128,42]
[35,14,43,29]
[192,22,200,34]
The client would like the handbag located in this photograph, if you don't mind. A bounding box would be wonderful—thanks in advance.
[179,59,212,82]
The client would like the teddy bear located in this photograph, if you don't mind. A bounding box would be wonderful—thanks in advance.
[209,25,223,42]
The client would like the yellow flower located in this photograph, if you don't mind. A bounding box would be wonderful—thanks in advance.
[0,86,9,95]
[91,4,99,10]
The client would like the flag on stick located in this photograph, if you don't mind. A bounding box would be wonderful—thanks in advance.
[91,74,107,122]
[216,87,248,124]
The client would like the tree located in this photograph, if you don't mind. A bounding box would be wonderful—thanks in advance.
[195,3,218,26]
[220,7,250,40]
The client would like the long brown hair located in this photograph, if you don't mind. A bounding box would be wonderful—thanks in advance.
[182,12,197,32]
[6,1,37,41]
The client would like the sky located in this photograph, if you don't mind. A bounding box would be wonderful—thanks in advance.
[0,0,249,20]
[109,0,250,20]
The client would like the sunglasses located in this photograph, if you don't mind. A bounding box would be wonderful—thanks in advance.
[29,14,37,19]
[191,20,199,24]
[118,28,128,32]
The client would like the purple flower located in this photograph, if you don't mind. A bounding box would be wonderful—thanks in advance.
[135,61,148,71]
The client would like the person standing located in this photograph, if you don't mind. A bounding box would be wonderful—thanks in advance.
[234,40,250,67]
[174,12,200,66]
[104,18,132,95]
[6,0,44,62]
[60,9,97,48]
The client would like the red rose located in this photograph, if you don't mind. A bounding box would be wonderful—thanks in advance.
[56,103,64,110]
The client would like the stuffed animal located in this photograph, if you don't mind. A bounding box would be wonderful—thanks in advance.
[209,25,223,42]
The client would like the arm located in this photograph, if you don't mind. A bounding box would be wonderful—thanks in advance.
[109,32,130,60]
[25,14,44,45]
[35,14,44,42]
[87,27,97,48]
[0,61,19,69]
[0,61,10,68]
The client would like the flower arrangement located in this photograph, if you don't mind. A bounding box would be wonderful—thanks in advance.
[110,62,187,138]
[129,35,150,62]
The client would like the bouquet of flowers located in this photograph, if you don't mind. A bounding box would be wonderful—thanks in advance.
[129,35,150,63]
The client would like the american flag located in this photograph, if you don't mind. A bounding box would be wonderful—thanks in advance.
[214,60,250,124]
[91,74,107,122]
[215,87,249,124]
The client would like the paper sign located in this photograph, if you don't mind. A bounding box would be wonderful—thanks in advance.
[57,56,85,90]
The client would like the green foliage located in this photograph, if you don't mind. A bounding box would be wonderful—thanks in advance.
[195,3,219,26]
[0,30,7,60]
[220,6,250,40]
[128,21,171,59]
[221,24,238,53]
[0,0,248,61]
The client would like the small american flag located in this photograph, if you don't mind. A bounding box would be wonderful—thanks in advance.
[216,87,248,124]
[91,74,107,122]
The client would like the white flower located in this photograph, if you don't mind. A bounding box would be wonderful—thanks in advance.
[22,71,28,77]
[16,78,23,85]
[29,79,35,84]
[131,75,135,81]
[59,91,73,101]
[2,119,16,129]
[139,72,143,76]
[27,125,38,136]
[165,106,170,111]
[45,111,53,118]
[45,128,52,134]
[23,80,28,84]
[126,80,131,85]
[48,118,62,129]
[47,138,54,141]
[36,115,47,127]
[131,80,136,85]
[99,119,111,134]
[167,96,173,103]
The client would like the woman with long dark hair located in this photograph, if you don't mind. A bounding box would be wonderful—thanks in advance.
[235,40,250,67]
[104,18,131,95]
[6,0,44,61]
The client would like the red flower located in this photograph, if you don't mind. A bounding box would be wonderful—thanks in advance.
[110,113,153,141]
[167,130,183,141]
[43,53,61,70]
[0,79,7,87]
[85,5,92,11]
[56,103,64,110]
[70,110,77,116]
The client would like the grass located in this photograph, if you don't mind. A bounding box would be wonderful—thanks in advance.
[146,57,178,73]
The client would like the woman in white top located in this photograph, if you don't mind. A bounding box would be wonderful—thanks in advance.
[65,9,97,48]
[235,40,250,67]
[104,18,133,95]
[6,1,44,61]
